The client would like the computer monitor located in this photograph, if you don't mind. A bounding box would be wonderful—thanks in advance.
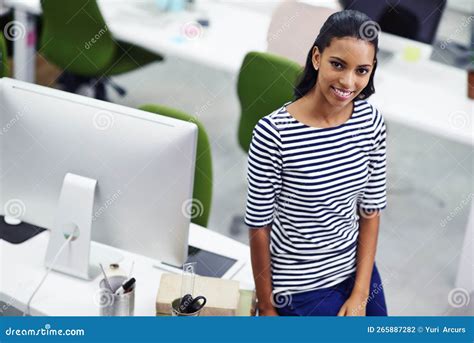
[341,0,447,60]
[0,78,197,279]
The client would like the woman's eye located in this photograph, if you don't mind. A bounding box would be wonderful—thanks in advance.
[330,61,343,69]
[357,68,369,75]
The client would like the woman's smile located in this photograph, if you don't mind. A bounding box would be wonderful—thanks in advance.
[330,86,354,100]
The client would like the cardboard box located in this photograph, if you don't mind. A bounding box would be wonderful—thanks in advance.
[156,273,241,316]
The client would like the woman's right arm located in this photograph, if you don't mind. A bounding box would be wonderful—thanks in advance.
[249,225,279,316]
[245,117,283,316]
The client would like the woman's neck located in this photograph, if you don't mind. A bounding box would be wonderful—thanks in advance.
[292,87,353,127]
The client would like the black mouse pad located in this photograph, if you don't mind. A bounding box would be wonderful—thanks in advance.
[0,216,46,244]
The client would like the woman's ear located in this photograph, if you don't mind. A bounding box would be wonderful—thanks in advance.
[311,46,321,70]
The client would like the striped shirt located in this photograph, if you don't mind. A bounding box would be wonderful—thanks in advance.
[244,100,387,295]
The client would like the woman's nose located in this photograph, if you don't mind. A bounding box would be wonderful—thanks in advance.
[339,72,355,89]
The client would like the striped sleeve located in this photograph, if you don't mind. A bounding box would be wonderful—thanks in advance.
[244,117,282,228]
[358,110,387,212]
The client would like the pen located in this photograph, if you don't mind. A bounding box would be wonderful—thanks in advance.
[114,277,136,295]
[99,263,113,291]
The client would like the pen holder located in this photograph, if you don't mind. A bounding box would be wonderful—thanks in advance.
[98,276,135,316]
[171,297,202,316]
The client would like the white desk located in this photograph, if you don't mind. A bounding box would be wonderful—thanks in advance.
[0,223,254,316]
[373,55,473,146]
[5,0,269,81]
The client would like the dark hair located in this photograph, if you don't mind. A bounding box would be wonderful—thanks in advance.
[294,10,379,100]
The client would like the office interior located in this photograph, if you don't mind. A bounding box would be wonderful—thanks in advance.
[0,0,473,317]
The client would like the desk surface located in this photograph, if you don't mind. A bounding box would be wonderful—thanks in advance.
[6,0,270,74]
[373,56,473,146]
[0,223,253,316]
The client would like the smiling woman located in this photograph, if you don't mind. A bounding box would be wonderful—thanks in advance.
[245,10,388,317]
[287,35,376,128]
[295,10,378,101]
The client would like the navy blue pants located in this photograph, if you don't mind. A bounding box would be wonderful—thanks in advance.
[276,264,388,316]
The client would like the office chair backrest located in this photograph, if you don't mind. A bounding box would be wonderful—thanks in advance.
[267,1,340,66]
[0,32,7,77]
[237,52,302,153]
[40,0,116,75]
[140,104,213,228]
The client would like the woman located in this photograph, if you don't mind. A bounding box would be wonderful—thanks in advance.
[245,10,388,316]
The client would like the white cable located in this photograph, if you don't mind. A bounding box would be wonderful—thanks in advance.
[23,232,76,316]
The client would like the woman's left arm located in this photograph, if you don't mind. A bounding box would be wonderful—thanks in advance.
[337,212,380,316]
[338,110,387,316]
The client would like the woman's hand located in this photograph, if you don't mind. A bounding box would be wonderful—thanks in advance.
[258,306,280,316]
[337,290,368,316]
[249,226,279,317]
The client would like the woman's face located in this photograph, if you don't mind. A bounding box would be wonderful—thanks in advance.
[312,37,376,107]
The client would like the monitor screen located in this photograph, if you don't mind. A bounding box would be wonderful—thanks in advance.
[341,0,446,44]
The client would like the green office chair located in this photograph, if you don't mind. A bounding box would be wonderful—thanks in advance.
[40,0,163,100]
[0,32,7,77]
[140,104,213,228]
[237,51,302,152]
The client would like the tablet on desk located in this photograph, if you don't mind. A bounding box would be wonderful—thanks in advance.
[160,246,245,279]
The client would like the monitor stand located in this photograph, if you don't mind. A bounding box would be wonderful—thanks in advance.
[44,173,122,280]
